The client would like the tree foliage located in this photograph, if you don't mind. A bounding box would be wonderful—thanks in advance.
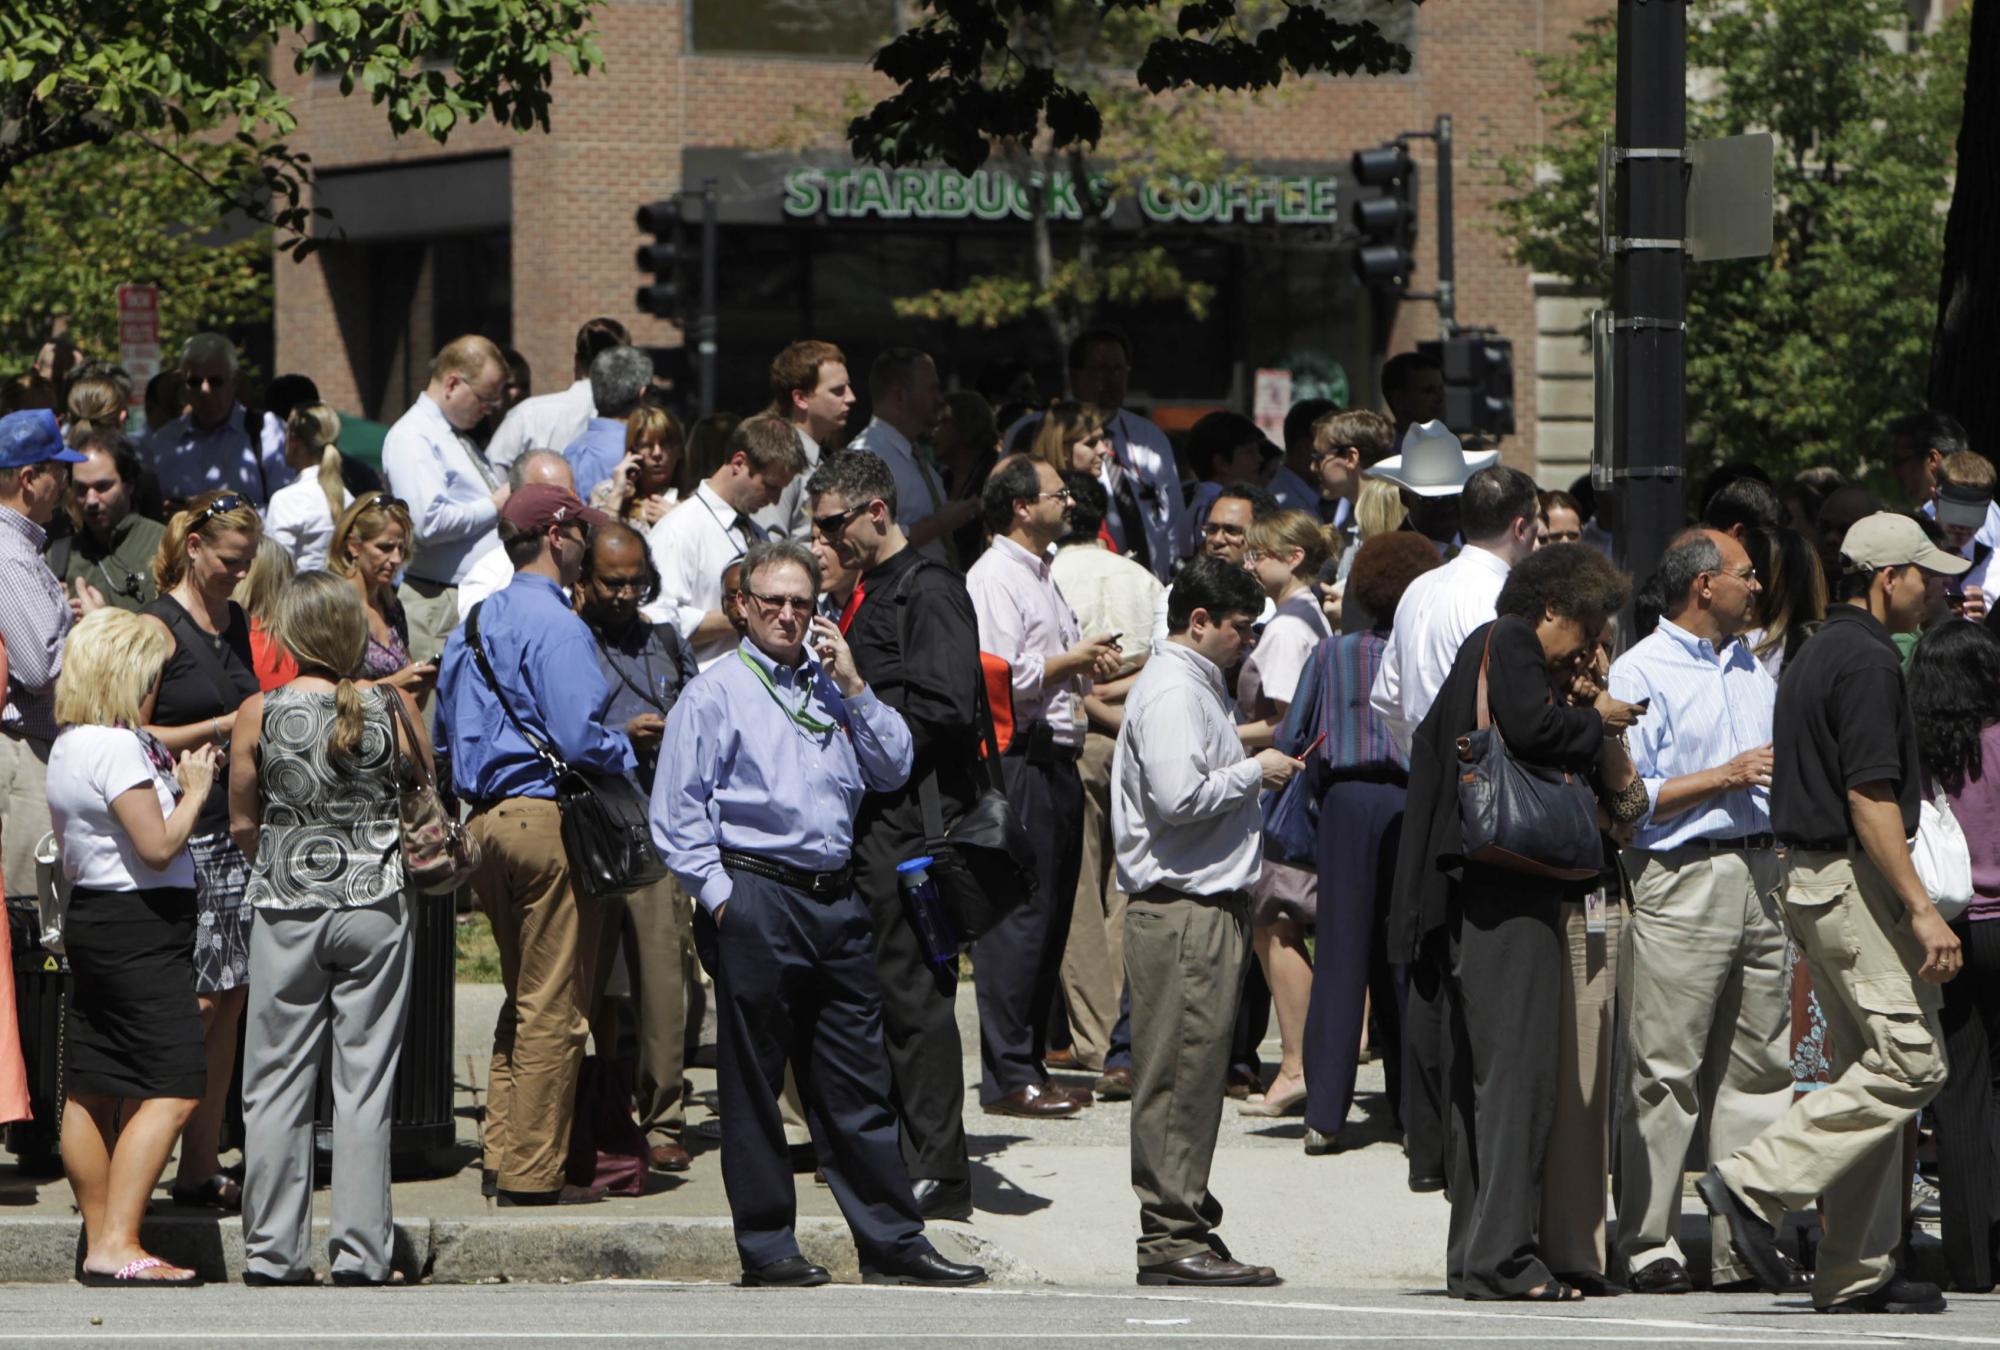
[0,2,602,256]
[1930,0,2000,455]
[1497,0,1967,481]
[853,0,1414,350]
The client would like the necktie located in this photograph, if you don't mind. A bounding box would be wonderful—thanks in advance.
[838,579,867,635]
[459,432,502,492]
[1105,417,1153,573]
[733,513,763,546]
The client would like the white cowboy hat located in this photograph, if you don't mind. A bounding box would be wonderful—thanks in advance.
[1365,420,1499,497]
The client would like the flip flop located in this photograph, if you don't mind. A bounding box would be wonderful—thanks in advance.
[78,1256,202,1287]
[1509,1279,1583,1302]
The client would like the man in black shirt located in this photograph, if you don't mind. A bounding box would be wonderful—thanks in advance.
[1700,512,1963,1315]
[579,521,700,1174]
[806,450,984,1221]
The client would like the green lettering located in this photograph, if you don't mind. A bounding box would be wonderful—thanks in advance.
[851,168,892,217]
[1177,177,1215,223]
[894,169,932,218]
[1309,179,1339,223]
[821,169,853,216]
[1046,171,1082,219]
[971,170,1011,221]
[1007,173,1034,220]
[1275,176,1309,224]
[1139,179,1176,223]
[935,170,970,218]
[782,169,823,218]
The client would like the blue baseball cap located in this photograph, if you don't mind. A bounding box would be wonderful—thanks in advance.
[0,410,87,471]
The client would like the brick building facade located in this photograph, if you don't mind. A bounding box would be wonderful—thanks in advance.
[274,0,1612,481]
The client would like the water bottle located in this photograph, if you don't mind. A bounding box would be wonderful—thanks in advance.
[896,856,959,971]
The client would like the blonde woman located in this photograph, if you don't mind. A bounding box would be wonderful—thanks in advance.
[1030,401,1110,476]
[262,405,347,570]
[139,488,263,1211]
[236,537,299,690]
[230,573,428,1286]
[46,608,221,1284]
[328,492,433,692]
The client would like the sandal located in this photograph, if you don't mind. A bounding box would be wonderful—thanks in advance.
[1511,1279,1584,1302]
[169,1175,242,1211]
[78,1256,202,1287]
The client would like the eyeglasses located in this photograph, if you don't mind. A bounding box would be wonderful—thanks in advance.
[810,503,870,537]
[591,576,648,596]
[360,494,408,516]
[1202,521,1246,540]
[746,591,816,616]
[1033,488,1075,503]
[1243,549,1265,565]
[185,494,247,530]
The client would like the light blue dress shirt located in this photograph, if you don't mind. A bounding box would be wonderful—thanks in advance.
[382,393,502,585]
[653,637,913,913]
[145,404,290,508]
[562,416,629,503]
[434,573,637,803]
[1608,617,1776,850]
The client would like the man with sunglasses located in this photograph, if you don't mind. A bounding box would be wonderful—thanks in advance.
[805,449,983,1220]
[965,456,1123,1119]
[144,333,287,510]
[653,538,986,1289]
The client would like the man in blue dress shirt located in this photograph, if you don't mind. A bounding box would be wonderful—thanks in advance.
[654,538,986,1289]
[435,481,636,1207]
[562,345,654,503]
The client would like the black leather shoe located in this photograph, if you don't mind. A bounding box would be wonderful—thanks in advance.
[242,1270,319,1287]
[911,1177,973,1222]
[1137,1251,1280,1287]
[861,1249,987,1286]
[480,1169,497,1199]
[981,1082,1082,1119]
[1695,1167,1790,1294]
[1557,1271,1624,1297]
[742,1256,831,1288]
[1716,1252,1811,1295]
[1408,1173,1446,1194]
[1627,1258,1692,1295]
[495,1183,607,1207]
[1821,1273,1946,1314]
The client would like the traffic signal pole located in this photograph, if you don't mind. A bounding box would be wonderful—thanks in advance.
[1610,0,1687,593]
[697,182,717,419]
[1433,115,1455,338]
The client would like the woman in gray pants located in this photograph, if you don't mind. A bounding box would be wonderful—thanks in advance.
[228,570,429,1286]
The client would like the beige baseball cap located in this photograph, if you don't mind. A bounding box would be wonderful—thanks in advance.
[1838,512,1970,576]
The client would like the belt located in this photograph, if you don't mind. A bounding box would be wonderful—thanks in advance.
[1133,883,1249,906]
[720,849,853,899]
[1678,833,1776,852]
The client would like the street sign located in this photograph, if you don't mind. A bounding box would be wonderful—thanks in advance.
[1687,132,1774,263]
[116,284,160,406]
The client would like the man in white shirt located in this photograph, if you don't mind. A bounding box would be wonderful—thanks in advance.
[457,450,577,613]
[1114,553,1300,1287]
[484,318,629,472]
[1007,329,1186,583]
[847,349,960,564]
[644,412,806,669]
[756,340,856,540]
[1269,399,1335,514]
[145,333,290,509]
[382,335,513,664]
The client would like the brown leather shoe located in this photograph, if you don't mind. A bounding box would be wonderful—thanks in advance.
[1138,1251,1281,1286]
[1093,1067,1134,1101]
[1043,1047,1083,1071]
[1060,1079,1095,1107]
[982,1082,1083,1118]
[649,1141,691,1173]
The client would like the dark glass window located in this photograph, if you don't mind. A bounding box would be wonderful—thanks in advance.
[688,0,896,57]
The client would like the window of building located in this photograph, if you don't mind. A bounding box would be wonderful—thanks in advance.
[687,0,898,58]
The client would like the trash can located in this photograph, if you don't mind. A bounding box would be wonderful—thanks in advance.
[6,896,66,1176]
[313,891,458,1178]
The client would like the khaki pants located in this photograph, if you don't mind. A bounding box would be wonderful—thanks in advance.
[589,874,691,1147]
[1540,897,1621,1278]
[398,577,461,667]
[1616,846,1792,1284]
[1717,850,1948,1306]
[0,731,51,901]
[1061,731,1128,1069]
[1126,888,1249,1269]
[471,798,603,1194]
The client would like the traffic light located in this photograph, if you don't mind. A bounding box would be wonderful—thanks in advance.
[1420,333,1516,439]
[635,198,692,321]
[1350,143,1417,287]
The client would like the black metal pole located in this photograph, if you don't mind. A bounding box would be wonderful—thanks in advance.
[697,179,718,419]
[1611,0,1687,591]
[1434,114,1456,338]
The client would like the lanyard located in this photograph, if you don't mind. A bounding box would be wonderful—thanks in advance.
[737,648,836,735]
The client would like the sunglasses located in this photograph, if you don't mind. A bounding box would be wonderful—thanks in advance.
[186,494,247,530]
[747,591,816,616]
[361,494,409,515]
[810,502,870,538]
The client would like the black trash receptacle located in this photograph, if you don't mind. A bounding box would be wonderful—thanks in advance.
[6,896,66,1175]
[312,891,457,1178]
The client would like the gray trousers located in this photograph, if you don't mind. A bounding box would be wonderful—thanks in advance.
[241,897,413,1281]
[1126,887,1250,1269]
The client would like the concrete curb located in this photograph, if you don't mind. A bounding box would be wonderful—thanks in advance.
[0,1216,1042,1286]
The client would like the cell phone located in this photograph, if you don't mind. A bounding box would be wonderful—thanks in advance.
[1632,697,1651,713]
[1298,731,1327,761]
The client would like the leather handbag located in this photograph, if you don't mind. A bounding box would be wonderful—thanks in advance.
[1260,644,1327,866]
[892,564,1037,944]
[382,689,481,894]
[466,604,666,903]
[1454,628,1604,881]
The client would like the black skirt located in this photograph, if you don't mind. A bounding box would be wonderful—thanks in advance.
[64,886,207,1100]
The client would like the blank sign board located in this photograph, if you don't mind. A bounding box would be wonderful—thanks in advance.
[1687,132,1774,263]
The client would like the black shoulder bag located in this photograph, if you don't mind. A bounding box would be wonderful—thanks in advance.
[465,603,665,902]
[889,563,1036,943]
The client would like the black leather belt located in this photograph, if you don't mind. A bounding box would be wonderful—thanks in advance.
[720,849,853,898]
[1682,834,1776,851]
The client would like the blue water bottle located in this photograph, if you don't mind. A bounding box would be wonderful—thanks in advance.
[896,856,959,971]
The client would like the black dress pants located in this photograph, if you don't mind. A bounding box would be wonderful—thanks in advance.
[1936,917,2000,1292]
[1443,883,1563,1299]
[701,870,928,1271]
[973,751,1083,1102]
[1402,931,1450,1185]
[853,801,969,1184]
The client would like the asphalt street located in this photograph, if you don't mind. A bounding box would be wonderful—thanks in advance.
[3,1282,1999,1348]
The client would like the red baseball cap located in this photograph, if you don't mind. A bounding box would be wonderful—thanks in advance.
[500,482,613,534]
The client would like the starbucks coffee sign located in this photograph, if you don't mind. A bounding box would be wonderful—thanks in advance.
[780,165,1341,226]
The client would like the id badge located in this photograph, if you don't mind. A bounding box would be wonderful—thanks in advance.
[1585,888,1608,935]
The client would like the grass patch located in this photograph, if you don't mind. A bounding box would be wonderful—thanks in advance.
[456,913,504,983]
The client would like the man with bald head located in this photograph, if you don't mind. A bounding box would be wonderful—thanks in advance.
[1607,529,1798,1296]
[458,449,574,612]
[384,334,515,662]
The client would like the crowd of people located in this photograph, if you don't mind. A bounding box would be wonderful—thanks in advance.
[0,324,1994,1312]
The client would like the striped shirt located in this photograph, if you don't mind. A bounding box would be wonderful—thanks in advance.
[0,504,72,741]
[1607,617,1775,850]
[1303,630,1406,776]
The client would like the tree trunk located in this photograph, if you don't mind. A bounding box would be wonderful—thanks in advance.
[1929,0,2000,450]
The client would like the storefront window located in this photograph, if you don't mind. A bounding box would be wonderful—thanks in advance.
[688,0,897,58]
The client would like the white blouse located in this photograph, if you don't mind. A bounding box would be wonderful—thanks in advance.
[265,477,353,572]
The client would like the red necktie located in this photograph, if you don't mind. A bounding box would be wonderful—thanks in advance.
[838,579,866,635]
